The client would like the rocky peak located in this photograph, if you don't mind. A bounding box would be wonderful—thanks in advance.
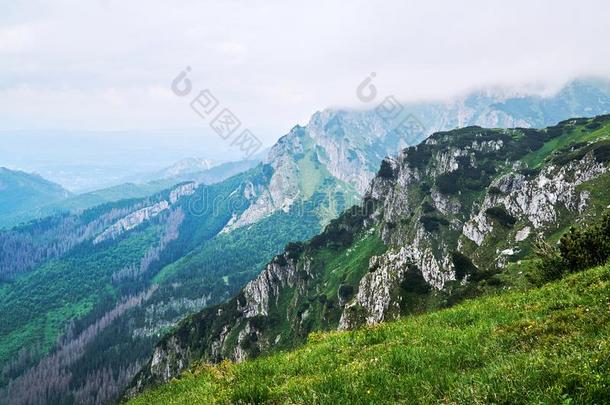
[265,126,307,163]
[223,109,418,232]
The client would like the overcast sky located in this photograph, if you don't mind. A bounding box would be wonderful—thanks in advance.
[1,0,610,144]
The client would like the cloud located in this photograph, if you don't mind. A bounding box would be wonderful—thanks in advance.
[0,24,35,52]
[0,0,610,144]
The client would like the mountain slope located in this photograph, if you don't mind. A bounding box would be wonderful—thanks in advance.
[150,158,216,179]
[0,168,72,229]
[127,262,610,404]
[127,115,610,394]
[218,78,610,233]
[0,107,412,404]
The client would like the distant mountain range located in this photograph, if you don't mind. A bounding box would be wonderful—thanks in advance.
[398,77,610,133]
[0,168,72,229]
[222,78,610,230]
[128,158,260,187]
[128,158,217,183]
[0,129,257,193]
[0,158,261,230]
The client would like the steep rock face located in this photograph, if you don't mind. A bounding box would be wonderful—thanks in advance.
[464,155,606,241]
[125,249,307,395]
[169,182,196,204]
[341,119,610,326]
[125,207,375,397]
[308,110,423,193]
[93,183,196,244]
[127,115,610,398]
[222,110,421,232]
[239,260,300,318]
[339,251,410,328]
[221,128,305,232]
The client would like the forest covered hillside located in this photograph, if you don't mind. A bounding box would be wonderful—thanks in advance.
[4,2,610,404]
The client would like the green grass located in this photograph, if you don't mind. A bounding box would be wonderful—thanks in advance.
[128,264,610,404]
[320,231,386,298]
[293,136,359,224]
[297,148,326,200]
[577,172,610,217]
[522,120,610,168]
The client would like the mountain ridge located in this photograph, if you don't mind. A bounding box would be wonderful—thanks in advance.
[126,114,610,396]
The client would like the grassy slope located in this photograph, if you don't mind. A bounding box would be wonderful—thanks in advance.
[129,264,610,404]
[319,231,386,299]
[296,139,360,226]
[522,117,610,167]
[257,230,387,353]
[127,116,610,398]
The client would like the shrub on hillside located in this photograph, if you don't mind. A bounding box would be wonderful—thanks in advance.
[451,251,479,280]
[559,214,610,271]
[485,206,517,227]
[421,201,436,214]
[534,211,610,283]
[420,215,449,232]
[377,159,396,179]
[338,284,354,301]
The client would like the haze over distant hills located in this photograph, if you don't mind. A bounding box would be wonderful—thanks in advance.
[0,157,261,230]
[0,130,253,193]
[2,0,610,402]
[141,158,217,180]
[1,77,610,229]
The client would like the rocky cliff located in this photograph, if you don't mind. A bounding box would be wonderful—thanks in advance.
[222,109,424,232]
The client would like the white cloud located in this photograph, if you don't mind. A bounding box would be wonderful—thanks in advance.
[0,0,609,144]
[0,24,35,52]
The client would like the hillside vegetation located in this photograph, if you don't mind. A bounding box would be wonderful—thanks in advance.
[0,130,362,403]
[127,262,610,404]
